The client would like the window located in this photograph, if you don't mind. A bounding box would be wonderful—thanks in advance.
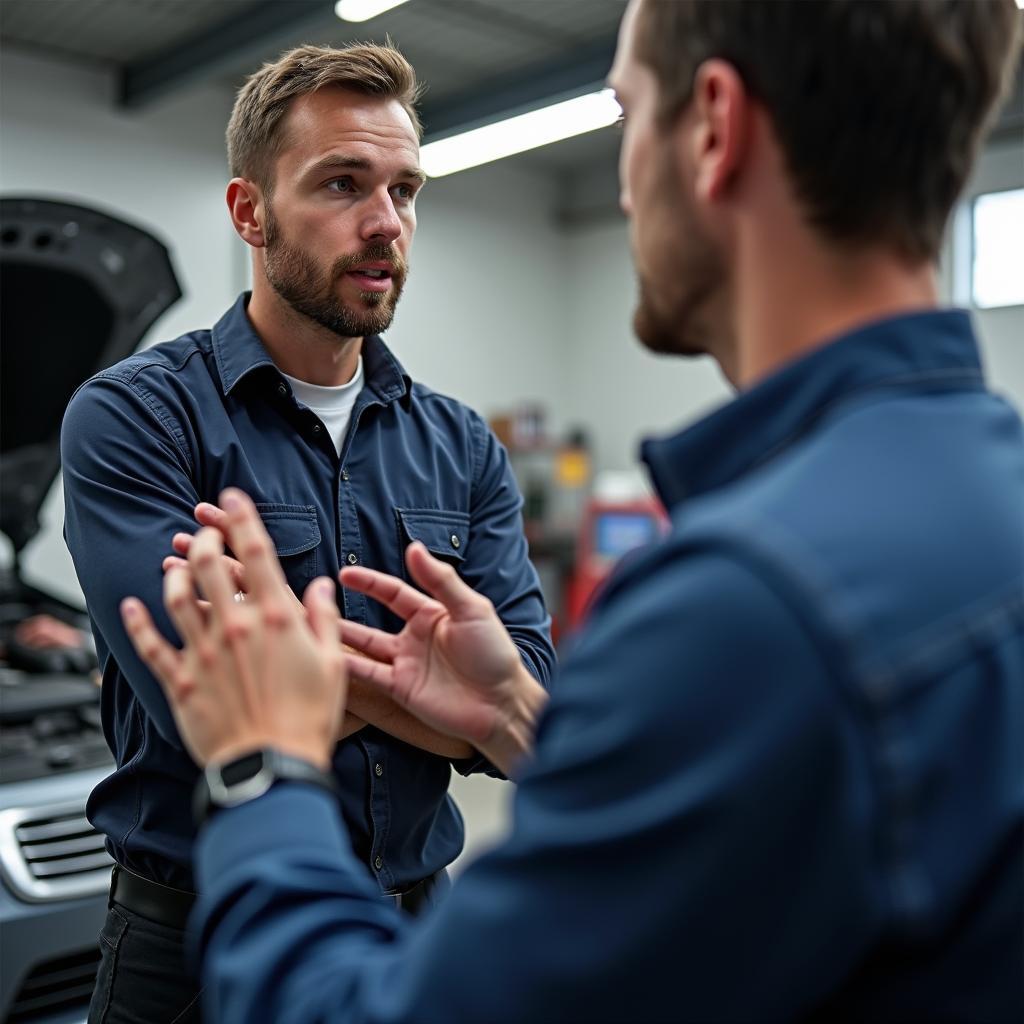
[971,188,1024,309]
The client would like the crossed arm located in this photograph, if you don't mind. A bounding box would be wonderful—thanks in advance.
[162,500,543,763]
[130,488,548,776]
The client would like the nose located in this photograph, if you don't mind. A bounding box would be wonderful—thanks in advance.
[360,188,403,245]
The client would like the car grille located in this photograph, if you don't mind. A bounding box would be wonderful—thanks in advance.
[5,946,100,1023]
[0,802,112,902]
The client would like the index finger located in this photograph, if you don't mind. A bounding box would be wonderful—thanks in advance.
[218,489,290,601]
[339,563,440,622]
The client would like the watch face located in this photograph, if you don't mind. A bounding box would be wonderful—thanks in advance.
[221,750,265,787]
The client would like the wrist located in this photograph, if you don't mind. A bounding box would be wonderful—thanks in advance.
[482,664,548,778]
[207,737,332,773]
[194,746,338,827]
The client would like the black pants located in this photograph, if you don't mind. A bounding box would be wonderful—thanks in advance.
[88,869,448,1023]
[88,902,202,1024]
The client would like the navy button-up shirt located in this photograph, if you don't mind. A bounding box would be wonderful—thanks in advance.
[62,294,554,891]
[195,310,1022,1022]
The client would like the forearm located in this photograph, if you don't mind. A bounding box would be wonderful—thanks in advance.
[337,712,368,741]
[345,678,476,759]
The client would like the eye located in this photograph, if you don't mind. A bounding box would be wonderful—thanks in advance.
[391,183,417,202]
[327,177,356,194]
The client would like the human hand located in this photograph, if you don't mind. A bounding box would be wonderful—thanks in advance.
[122,488,346,769]
[339,542,548,776]
[14,615,87,650]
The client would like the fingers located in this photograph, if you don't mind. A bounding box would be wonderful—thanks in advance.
[405,542,485,619]
[164,550,247,592]
[194,502,230,532]
[188,527,239,621]
[163,565,207,647]
[338,619,399,663]
[339,563,439,622]
[120,597,183,697]
[171,533,192,557]
[218,490,289,603]
[343,650,398,697]
[303,578,341,647]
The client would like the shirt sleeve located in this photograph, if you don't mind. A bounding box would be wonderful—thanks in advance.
[450,414,556,777]
[62,375,202,747]
[194,547,878,1024]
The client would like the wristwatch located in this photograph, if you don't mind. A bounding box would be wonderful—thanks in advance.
[193,747,337,826]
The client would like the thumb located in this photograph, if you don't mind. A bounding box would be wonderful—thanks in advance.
[405,542,483,619]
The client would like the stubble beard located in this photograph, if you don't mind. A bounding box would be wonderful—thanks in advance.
[263,210,407,340]
[632,147,725,359]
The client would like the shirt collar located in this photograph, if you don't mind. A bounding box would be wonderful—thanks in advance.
[641,309,983,512]
[211,292,412,403]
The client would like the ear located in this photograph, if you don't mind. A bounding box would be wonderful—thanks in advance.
[226,178,267,248]
[687,59,750,205]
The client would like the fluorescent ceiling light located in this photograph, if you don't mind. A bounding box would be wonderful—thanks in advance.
[421,89,622,178]
[335,0,410,22]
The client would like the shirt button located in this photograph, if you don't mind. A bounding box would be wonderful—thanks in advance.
[341,469,350,482]
[312,423,322,434]
[450,534,461,549]
[374,855,383,871]
[277,383,288,397]
[374,763,383,777]
[347,552,359,565]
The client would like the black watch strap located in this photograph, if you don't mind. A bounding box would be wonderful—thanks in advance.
[193,748,337,827]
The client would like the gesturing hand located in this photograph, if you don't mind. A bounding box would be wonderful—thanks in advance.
[122,488,346,769]
[339,542,548,776]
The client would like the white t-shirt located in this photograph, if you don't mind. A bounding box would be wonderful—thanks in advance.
[282,357,364,457]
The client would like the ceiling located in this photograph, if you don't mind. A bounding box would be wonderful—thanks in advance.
[0,1,625,128]
[1,0,1018,186]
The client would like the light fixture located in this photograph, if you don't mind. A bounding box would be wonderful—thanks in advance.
[421,89,622,178]
[334,0,410,23]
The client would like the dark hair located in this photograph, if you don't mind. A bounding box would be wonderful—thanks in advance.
[227,43,422,191]
[634,0,1022,261]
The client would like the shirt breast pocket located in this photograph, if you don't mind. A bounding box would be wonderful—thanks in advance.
[256,503,322,597]
[395,508,470,580]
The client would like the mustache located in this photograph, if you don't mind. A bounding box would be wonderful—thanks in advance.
[332,245,408,279]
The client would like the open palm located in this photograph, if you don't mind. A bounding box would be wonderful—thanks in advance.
[339,542,530,751]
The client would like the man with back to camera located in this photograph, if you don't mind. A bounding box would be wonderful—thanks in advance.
[120,0,1023,1021]
[60,43,555,1024]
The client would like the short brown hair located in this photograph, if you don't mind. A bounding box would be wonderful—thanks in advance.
[227,43,423,190]
[634,0,1022,261]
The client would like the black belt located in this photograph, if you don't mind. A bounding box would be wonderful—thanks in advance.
[110,864,196,931]
[111,862,441,929]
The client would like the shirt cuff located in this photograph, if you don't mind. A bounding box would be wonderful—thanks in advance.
[195,782,362,891]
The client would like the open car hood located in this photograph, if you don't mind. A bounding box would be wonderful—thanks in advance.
[0,197,182,555]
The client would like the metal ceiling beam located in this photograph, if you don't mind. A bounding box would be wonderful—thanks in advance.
[419,36,617,143]
[119,0,330,109]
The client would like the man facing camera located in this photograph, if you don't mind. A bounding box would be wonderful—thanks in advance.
[61,44,554,1024]
[121,0,1022,1021]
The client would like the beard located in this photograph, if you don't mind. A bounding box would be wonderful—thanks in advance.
[632,148,726,359]
[263,208,408,340]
